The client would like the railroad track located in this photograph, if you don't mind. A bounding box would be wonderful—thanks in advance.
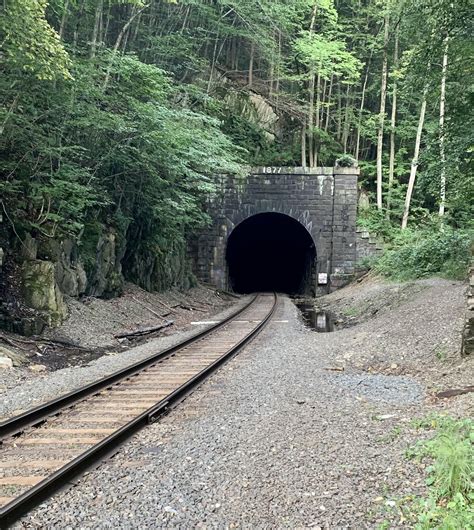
[0,292,277,526]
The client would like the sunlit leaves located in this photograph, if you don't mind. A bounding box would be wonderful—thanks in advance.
[294,33,362,82]
[0,0,71,80]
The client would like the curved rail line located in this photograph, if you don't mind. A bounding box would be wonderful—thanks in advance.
[0,293,277,526]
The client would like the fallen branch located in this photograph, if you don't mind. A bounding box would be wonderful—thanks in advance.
[130,296,168,320]
[324,366,345,372]
[152,298,178,314]
[114,321,174,340]
[177,304,206,312]
[0,333,85,350]
[436,386,474,399]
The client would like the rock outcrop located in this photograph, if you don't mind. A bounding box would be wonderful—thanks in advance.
[21,260,68,326]
[0,222,195,334]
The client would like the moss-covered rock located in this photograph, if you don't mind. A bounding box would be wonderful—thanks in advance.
[21,260,67,326]
[38,238,88,297]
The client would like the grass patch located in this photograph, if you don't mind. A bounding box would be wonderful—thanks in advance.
[435,349,448,362]
[342,306,360,317]
[378,425,403,444]
[405,416,473,528]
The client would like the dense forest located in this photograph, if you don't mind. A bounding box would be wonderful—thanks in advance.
[0,0,472,301]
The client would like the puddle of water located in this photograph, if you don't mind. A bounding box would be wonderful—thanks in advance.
[294,302,335,332]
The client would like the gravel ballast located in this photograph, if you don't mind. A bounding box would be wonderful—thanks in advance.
[10,278,473,528]
[0,296,250,419]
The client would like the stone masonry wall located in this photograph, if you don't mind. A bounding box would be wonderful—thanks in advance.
[194,166,359,295]
[462,265,473,356]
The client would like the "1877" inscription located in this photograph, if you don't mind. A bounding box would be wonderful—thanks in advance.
[262,166,282,174]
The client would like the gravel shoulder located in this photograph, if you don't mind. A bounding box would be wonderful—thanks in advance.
[10,277,474,528]
[0,291,249,419]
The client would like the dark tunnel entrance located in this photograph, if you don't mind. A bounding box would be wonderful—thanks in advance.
[226,213,317,295]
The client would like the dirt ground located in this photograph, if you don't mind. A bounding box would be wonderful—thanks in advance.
[297,274,473,397]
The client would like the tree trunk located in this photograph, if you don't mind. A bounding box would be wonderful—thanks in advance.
[121,5,135,53]
[180,6,190,33]
[319,78,326,125]
[438,36,449,217]
[103,1,112,45]
[354,57,371,160]
[130,12,143,48]
[308,71,316,167]
[73,0,86,50]
[103,4,151,91]
[336,83,342,140]
[248,41,255,87]
[387,29,399,216]
[312,69,322,166]
[269,36,274,96]
[315,71,321,129]
[324,74,333,131]
[90,0,103,58]
[275,31,281,94]
[301,120,307,168]
[207,31,220,93]
[59,0,70,40]
[306,3,318,168]
[376,13,390,210]
[342,85,351,153]
[402,91,428,229]
[275,31,282,95]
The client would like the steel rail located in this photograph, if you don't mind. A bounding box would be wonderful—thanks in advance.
[0,294,260,440]
[0,293,277,526]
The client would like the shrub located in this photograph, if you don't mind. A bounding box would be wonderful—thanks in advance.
[374,229,472,281]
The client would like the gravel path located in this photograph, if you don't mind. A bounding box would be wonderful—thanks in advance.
[8,278,473,528]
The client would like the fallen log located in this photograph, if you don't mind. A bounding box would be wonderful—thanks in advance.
[0,333,85,350]
[177,304,206,312]
[114,320,174,340]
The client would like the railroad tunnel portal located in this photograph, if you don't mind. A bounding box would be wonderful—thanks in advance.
[193,166,360,296]
[226,213,316,294]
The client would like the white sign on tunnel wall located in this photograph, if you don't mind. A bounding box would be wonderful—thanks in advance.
[318,273,328,285]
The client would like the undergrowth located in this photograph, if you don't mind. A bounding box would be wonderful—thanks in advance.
[357,208,472,281]
[405,415,474,529]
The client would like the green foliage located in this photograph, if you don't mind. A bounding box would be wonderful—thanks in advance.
[336,154,357,167]
[405,416,474,529]
[426,428,473,499]
[0,0,472,295]
[357,208,399,241]
[374,228,471,281]
[357,204,471,281]
[0,0,71,80]
[413,493,474,530]
[0,39,244,288]
[294,33,362,83]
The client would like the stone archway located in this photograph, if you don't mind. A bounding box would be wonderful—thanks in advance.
[193,166,359,295]
[226,212,317,295]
